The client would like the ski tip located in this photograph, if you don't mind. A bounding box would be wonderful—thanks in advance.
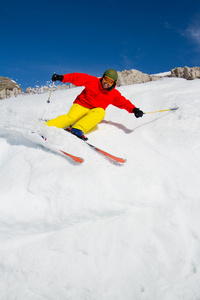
[117,158,127,164]
[78,157,84,163]
[72,156,84,163]
[59,149,84,164]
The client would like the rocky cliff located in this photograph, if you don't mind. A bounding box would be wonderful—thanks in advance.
[116,69,160,86]
[171,66,200,80]
[0,77,23,100]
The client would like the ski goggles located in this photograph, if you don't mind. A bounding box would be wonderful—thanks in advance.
[103,75,115,85]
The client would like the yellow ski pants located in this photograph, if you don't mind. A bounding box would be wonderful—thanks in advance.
[46,104,105,134]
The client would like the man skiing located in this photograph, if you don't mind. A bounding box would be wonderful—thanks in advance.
[46,69,143,140]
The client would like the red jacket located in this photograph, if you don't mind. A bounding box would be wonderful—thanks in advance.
[62,73,135,113]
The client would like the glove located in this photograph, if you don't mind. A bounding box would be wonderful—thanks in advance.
[52,74,63,82]
[133,107,144,118]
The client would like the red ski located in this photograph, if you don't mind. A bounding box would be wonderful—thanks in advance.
[86,141,126,164]
[31,132,84,164]
[65,129,126,164]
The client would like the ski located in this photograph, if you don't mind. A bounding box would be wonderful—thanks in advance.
[65,129,126,164]
[85,141,126,163]
[31,132,84,164]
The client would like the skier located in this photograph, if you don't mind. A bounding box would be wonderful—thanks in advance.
[46,69,143,140]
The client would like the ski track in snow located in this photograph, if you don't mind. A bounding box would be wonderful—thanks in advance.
[0,77,200,300]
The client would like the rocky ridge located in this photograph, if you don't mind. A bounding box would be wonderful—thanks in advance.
[171,66,200,80]
[116,69,160,86]
[0,77,23,100]
[23,66,200,94]
[1,66,199,100]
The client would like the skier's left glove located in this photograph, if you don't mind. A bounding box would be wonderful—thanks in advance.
[52,74,63,82]
[133,107,144,118]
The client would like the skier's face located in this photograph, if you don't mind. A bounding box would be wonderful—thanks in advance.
[102,76,115,89]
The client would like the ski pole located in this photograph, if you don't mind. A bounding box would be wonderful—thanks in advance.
[47,82,54,103]
[144,107,178,114]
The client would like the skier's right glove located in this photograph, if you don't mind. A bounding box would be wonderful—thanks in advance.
[52,74,63,82]
[133,107,144,118]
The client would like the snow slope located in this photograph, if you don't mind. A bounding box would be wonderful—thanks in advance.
[0,77,200,300]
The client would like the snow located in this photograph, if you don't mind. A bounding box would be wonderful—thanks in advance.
[152,71,171,76]
[0,77,200,300]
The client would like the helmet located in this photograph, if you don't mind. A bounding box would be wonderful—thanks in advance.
[103,69,118,81]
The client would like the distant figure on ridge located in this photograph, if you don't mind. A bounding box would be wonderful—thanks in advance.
[46,69,143,140]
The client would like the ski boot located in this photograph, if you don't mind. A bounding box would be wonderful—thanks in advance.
[66,128,88,141]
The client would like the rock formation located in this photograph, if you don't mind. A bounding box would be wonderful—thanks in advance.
[116,69,160,86]
[171,66,200,80]
[0,77,23,100]
[1,66,199,100]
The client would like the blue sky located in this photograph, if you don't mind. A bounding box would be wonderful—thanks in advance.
[1,0,200,91]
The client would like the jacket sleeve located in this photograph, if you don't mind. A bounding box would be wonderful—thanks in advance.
[112,91,135,113]
[62,73,95,87]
